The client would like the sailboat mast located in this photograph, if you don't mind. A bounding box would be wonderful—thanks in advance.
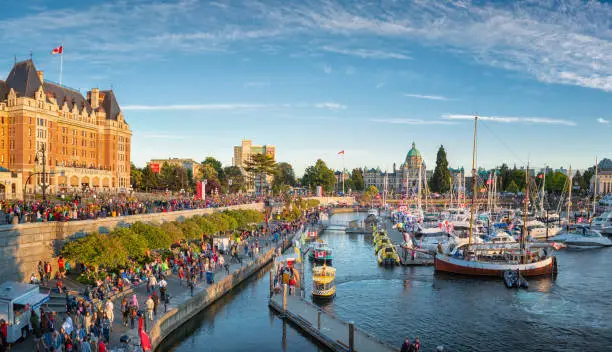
[418,162,422,211]
[468,116,478,247]
[567,166,573,224]
[541,166,546,215]
[593,157,598,216]
[522,164,529,263]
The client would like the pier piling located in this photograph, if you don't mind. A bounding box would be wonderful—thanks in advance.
[269,271,273,297]
[317,311,321,330]
[282,284,288,313]
[349,321,355,352]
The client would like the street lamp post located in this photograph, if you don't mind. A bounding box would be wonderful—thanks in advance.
[26,145,48,201]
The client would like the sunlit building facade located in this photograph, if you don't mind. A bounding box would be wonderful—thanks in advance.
[0,59,131,199]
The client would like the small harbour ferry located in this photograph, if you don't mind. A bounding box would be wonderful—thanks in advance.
[312,265,336,299]
[377,244,400,266]
[308,240,333,264]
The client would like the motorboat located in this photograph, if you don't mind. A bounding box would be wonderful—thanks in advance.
[312,265,336,299]
[374,237,393,254]
[563,227,612,249]
[503,270,528,289]
[483,228,517,244]
[377,245,400,266]
[515,220,562,241]
[591,212,612,236]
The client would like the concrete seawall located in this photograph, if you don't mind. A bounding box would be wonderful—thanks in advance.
[0,203,264,283]
[0,196,353,283]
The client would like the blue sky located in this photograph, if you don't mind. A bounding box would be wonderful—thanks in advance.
[1,0,611,175]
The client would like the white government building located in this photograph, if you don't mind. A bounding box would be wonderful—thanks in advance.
[363,142,426,195]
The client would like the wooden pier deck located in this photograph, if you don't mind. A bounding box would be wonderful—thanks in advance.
[269,291,399,352]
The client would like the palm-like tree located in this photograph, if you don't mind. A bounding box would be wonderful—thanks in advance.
[244,154,277,195]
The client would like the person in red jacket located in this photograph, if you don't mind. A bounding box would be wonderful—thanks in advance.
[98,338,107,352]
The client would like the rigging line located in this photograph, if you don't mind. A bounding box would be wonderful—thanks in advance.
[479,120,525,165]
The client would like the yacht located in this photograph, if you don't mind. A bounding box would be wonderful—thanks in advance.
[518,220,562,241]
[591,212,612,236]
[563,226,612,249]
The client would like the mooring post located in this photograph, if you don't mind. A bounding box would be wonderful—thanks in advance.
[282,284,288,313]
[269,271,273,297]
[348,321,355,352]
[317,311,321,330]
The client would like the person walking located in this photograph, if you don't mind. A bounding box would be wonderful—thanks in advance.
[104,299,114,326]
[145,296,154,321]
[158,277,168,301]
[151,291,159,317]
[121,298,129,327]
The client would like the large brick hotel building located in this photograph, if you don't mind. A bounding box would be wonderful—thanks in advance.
[0,59,131,199]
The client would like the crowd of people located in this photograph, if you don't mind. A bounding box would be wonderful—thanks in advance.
[0,193,277,224]
[0,205,323,352]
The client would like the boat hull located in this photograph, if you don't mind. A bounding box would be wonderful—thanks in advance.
[434,255,554,277]
[312,286,336,299]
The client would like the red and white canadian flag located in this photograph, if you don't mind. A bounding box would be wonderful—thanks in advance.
[337,150,345,155]
[51,46,63,55]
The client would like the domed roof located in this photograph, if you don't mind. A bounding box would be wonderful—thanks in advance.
[599,158,612,171]
[406,142,421,160]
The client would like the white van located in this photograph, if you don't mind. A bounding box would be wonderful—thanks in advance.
[0,281,50,343]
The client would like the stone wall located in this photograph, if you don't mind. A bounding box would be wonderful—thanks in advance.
[0,196,355,283]
[0,203,264,283]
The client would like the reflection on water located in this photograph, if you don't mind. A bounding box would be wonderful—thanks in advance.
[160,212,612,352]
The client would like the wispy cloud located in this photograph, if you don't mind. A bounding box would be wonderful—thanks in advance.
[597,118,610,125]
[375,82,385,89]
[123,102,347,111]
[443,114,577,126]
[314,102,346,110]
[4,0,612,93]
[370,118,455,125]
[321,46,411,60]
[405,94,450,101]
[262,1,612,92]
[323,64,332,74]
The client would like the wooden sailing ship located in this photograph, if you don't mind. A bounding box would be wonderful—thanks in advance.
[434,116,558,277]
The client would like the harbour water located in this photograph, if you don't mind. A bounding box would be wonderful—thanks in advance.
[161,212,612,351]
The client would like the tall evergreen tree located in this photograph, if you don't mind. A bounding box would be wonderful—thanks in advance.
[430,146,451,193]
[350,168,364,191]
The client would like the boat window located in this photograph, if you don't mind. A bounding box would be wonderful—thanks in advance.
[0,302,8,324]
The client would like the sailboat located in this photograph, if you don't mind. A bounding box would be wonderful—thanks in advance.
[434,116,558,277]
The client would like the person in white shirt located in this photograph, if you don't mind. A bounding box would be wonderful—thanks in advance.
[105,299,114,324]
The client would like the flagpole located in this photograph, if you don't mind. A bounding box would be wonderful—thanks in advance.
[59,43,63,86]
[342,154,345,195]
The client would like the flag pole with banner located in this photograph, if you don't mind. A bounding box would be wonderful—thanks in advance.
[338,150,345,194]
[51,44,63,85]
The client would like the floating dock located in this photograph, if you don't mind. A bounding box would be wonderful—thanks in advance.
[269,288,399,352]
[397,246,435,266]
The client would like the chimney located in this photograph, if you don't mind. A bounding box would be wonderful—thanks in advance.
[37,70,44,82]
[90,88,99,109]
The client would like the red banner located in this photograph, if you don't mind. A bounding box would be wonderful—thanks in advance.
[150,163,160,173]
[196,181,204,200]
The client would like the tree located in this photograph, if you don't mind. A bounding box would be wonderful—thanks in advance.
[301,159,336,193]
[141,165,159,191]
[361,185,379,204]
[202,157,224,183]
[430,146,451,193]
[350,168,364,191]
[273,162,296,194]
[507,180,520,194]
[223,166,246,193]
[582,166,595,193]
[130,163,143,191]
[244,153,277,195]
